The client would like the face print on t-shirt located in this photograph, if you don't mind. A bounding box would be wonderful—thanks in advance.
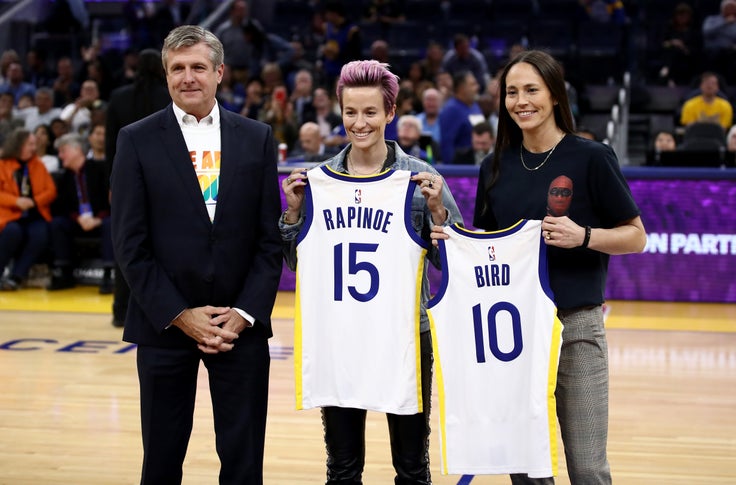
[547,175,573,216]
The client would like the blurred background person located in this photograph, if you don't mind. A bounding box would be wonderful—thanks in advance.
[439,71,483,163]
[47,133,112,293]
[33,124,60,174]
[0,128,56,291]
[452,121,495,164]
[397,114,428,161]
[288,121,338,162]
[105,47,170,328]
[416,87,442,145]
[20,87,62,132]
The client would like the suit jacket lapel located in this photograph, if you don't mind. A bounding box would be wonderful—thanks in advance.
[214,108,240,225]
[160,106,212,226]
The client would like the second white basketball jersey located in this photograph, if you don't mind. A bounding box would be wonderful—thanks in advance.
[427,220,562,477]
[295,166,428,415]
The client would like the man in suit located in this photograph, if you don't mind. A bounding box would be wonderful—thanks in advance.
[47,133,113,293]
[105,48,171,328]
[110,25,282,484]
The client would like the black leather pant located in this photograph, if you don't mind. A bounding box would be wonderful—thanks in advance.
[321,331,433,485]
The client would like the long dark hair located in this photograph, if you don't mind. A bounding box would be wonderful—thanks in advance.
[134,48,166,118]
[488,50,576,189]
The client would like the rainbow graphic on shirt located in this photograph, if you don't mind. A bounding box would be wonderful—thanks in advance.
[192,149,221,222]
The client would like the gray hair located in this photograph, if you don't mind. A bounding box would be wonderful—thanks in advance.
[397,114,422,132]
[162,25,224,71]
[54,133,86,151]
[35,86,54,98]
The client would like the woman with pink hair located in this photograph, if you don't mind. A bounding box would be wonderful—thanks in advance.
[281,60,463,483]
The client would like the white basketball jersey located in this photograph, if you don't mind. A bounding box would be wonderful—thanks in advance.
[295,166,428,415]
[427,220,562,477]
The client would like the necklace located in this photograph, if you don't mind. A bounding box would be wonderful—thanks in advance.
[520,135,564,171]
[347,153,384,176]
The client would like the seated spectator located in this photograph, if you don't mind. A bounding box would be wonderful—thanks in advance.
[657,2,702,86]
[289,121,339,162]
[452,121,494,165]
[441,34,490,93]
[51,56,79,108]
[290,69,315,125]
[680,71,733,130]
[19,88,62,131]
[17,94,33,110]
[654,130,677,152]
[397,114,428,161]
[60,79,105,136]
[305,87,342,143]
[0,128,57,291]
[49,117,69,140]
[34,124,60,174]
[434,71,453,107]
[25,48,54,88]
[0,92,24,146]
[370,40,390,65]
[439,71,484,163]
[702,0,736,83]
[416,87,443,145]
[111,48,139,88]
[419,41,445,82]
[259,61,285,98]
[728,124,736,151]
[47,133,112,293]
[86,122,106,163]
[647,130,680,165]
[261,85,298,151]
[0,61,36,106]
[240,77,266,120]
[216,64,246,113]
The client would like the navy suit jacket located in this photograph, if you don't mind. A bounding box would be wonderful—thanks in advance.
[111,104,282,347]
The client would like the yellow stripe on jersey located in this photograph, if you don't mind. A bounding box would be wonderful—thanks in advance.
[547,311,564,477]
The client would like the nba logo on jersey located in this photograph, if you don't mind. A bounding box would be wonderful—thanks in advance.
[488,245,496,261]
[354,188,362,204]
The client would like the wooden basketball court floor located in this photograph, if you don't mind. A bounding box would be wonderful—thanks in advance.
[0,288,734,484]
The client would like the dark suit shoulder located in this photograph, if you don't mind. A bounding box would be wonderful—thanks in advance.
[121,105,173,135]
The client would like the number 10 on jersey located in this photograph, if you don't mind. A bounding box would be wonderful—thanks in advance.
[472,301,523,363]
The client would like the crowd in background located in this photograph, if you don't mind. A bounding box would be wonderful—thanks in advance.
[1,0,736,293]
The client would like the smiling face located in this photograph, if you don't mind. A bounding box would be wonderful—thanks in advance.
[505,62,558,136]
[341,86,395,152]
[165,42,223,120]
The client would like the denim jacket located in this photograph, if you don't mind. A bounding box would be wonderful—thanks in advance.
[279,141,464,332]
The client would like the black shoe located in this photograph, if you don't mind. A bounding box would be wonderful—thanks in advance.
[111,317,125,328]
[47,275,76,291]
[99,278,113,295]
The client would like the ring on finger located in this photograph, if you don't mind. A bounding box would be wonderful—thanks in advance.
[286,177,292,184]
[545,231,551,240]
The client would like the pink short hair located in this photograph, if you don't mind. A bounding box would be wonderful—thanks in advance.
[336,60,399,114]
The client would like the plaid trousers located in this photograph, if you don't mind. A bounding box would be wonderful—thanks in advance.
[511,305,612,485]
